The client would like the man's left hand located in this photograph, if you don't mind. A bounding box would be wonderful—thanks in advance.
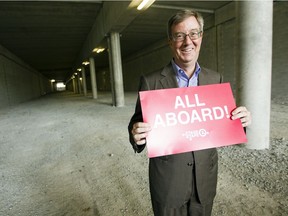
[231,106,252,127]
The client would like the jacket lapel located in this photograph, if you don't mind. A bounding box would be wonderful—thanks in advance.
[159,63,178,89]
[158,64,220,88]
[198,68,210,86]
[199,67,222,86]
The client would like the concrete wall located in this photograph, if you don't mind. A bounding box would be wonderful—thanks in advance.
[121,2,287,100]
[122,40,172,91]
[0,45,51,109]
[272,1,288,100]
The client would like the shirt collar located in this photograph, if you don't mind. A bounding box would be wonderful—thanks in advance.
[171,59,201,79]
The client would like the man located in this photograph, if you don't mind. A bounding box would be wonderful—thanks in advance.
[128,9,251,216]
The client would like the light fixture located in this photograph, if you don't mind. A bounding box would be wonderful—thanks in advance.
[92,47,105,53]
[51,79,55,82]
[82,61,90,65]
[129,0,155,10]
[137,0,155,10]
[77,68,82,72]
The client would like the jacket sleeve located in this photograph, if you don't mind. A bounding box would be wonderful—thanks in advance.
[128,76,149,153]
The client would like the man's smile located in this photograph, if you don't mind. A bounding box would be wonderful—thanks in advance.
[181,47,194,52]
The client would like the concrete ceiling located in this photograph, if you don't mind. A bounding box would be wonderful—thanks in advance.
[0,0,230,82]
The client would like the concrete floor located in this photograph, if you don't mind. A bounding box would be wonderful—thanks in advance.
[0,91,287,216]
[0,91,152,216]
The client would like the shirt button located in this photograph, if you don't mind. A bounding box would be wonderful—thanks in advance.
[187,163,193,166]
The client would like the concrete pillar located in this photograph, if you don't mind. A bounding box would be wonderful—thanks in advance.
[50,82,54,92]
[89,57,98,99]
[81,66,87,96]
[108,32,125,107]
[107,37,116,106]
[236,1,273,149]
[72,78,76,93]
[77,74,82,94]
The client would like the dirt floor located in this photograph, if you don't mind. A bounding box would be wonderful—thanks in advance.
[0,91,287,216]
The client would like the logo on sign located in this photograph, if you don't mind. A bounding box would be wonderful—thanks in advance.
[182,129,209,141]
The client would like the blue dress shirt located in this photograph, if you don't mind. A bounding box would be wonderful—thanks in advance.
[171,59,201,88]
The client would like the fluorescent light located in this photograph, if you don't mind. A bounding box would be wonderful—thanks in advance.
[51,79,55,82]
[92,47,105,53]
[137,0,155,10]
[82,61,90,65]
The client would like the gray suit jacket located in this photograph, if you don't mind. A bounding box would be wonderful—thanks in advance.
[128,62,223,207]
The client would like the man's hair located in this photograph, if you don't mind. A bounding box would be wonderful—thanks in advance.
[167,9,204,39]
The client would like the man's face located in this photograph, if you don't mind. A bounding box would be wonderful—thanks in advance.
[169,16,203,67]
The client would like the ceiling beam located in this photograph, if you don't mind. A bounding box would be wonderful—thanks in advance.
[151,4,215,14]
[73,1,140,75]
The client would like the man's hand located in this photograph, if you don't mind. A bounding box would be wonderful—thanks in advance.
[231,106,252,127]
[131,122,152,145]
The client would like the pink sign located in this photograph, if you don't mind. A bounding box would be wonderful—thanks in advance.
[139,83,247,158]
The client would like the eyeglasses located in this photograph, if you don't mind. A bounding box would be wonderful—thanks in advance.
[171,30,203,42]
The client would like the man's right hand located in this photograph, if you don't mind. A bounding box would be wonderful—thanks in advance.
[131,122,152,145]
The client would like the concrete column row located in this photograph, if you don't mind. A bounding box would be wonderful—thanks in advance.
[72,32,125,107]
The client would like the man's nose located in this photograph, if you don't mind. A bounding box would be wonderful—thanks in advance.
[183,34,193,44]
